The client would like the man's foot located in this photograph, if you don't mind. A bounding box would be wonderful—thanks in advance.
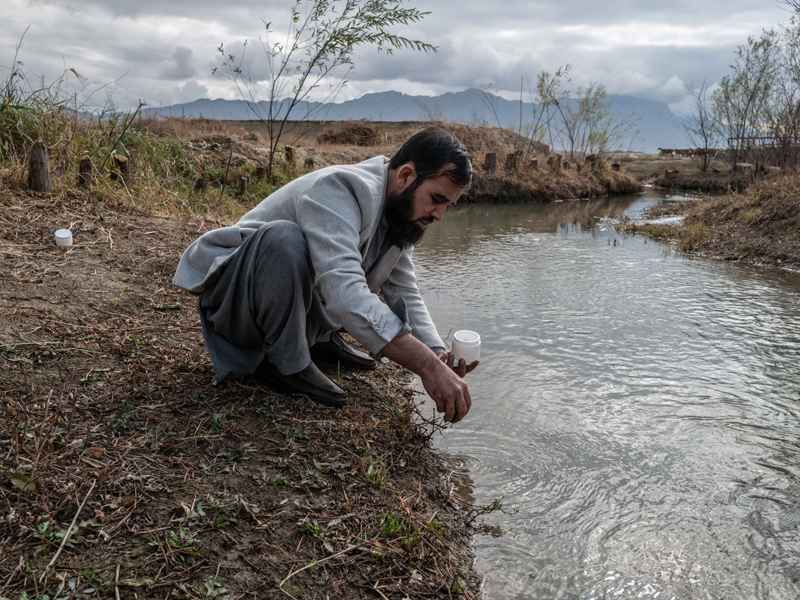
[310,331,378,370]
[254,358,348,407]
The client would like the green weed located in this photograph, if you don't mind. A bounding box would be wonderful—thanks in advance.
[378,512,408,538]
[110,405,136,433]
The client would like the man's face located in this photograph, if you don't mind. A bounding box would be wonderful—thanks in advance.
[385,167,465,248]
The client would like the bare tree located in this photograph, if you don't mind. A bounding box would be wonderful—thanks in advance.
[215,0,436,177]
[676,79,721,171]
[712,31,778,168]
[537,66,640,160]
[762,17,800,168]
[478,83,506,130]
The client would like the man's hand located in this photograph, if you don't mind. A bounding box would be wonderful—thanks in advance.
[438,351,479,378]
[381,334,473,423]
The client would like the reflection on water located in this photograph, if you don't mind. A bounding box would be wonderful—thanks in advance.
[413,189,800,600]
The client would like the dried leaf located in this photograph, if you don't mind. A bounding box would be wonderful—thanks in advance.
[83,446,105,458]
[80,456,105,468]
[10,472,35,492]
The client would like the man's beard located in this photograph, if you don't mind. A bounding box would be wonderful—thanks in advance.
[384,184,431,249]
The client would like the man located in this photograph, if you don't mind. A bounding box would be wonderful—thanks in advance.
[173,127,478,423]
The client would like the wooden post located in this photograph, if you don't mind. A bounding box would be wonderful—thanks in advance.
[78,155,93,188]
[504,153,517,172]
[529,158,539,171]
[237,176,248,196]
[28,141,53,193]
[194,178,208,193]
[256,166,268,180]
[110,155,130,181]
[285,146,296,167]
[484,153,497,172]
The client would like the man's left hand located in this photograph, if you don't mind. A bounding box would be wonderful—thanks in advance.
[439,352,479,378]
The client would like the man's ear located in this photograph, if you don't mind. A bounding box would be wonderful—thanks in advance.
[396,162,417,192]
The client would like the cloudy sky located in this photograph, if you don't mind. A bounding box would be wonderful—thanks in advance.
[0,0,792,113]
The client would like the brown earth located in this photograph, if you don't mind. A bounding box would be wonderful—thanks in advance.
[149,117,641,203]
[0,190,487,599]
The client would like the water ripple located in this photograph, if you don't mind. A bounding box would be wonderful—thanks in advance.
[413,192,800,599]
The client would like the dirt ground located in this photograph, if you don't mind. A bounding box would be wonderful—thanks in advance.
[0,190,484,599]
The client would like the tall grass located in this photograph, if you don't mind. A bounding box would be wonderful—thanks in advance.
[0,44,301,220]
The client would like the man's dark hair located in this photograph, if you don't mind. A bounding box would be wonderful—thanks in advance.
[389,127,472,192]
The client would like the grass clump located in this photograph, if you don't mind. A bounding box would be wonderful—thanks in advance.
[316,119,382,146]
[0,46,307,221]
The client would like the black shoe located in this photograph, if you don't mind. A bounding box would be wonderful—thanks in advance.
[254,358,348,407]
[310,332,378,370]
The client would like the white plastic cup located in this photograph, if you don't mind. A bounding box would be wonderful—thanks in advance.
[451,330,481,364]
[54,229,73,247]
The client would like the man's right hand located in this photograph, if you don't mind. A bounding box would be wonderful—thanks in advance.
[419,358,472,422]
[381,333,472,423]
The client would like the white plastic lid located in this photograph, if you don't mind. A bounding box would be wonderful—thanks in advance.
[55,229,72,239]
[454,330,480,345]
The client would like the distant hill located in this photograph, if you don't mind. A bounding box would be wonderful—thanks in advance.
[144,88,687,153]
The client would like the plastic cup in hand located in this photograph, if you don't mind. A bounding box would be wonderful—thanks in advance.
[451,330,480,364]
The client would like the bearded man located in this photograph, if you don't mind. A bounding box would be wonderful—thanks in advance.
[173,127,478,423]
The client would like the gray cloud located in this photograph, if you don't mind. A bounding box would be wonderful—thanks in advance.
[159,46,197,80]
[176,80,209,103]
[0,0,791,112]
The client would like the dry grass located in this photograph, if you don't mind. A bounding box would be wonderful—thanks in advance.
[615,175,800,270]
[677,174,800,268]
[653,170,752,193]
[316,120,382,146]
[465,159,641,203]
[0,119,313,224]
[138,116,251,140]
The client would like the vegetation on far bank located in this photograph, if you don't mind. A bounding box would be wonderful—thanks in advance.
[618,175,800,272]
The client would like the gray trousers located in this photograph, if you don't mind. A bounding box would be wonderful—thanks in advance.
[198,221,339,380]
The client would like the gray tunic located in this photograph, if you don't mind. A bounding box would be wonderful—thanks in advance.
[173,156,445,357]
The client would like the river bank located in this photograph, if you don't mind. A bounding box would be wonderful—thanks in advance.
[617,177,800,271]
[144,117,641,205]
[652,170,752,193]
[0,187,483,599]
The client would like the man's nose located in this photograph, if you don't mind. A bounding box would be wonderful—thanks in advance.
[431,205,447,221]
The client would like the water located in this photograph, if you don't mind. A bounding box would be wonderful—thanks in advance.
[412,189,800,599]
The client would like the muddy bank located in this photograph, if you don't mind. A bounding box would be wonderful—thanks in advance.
[617,176,800,271]
[0,191,484,599]
[462,167,641,203]
[652,170,752,193]
[148,118,638,203]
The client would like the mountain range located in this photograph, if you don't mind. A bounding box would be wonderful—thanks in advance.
[144,88,688,153]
